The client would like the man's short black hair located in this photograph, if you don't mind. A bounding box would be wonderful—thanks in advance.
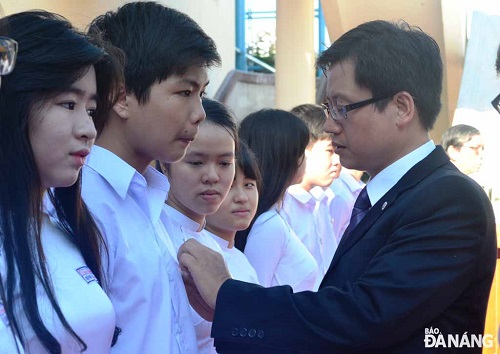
[317,20,442,131]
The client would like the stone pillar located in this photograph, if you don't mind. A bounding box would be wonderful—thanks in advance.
[275,0,316,109]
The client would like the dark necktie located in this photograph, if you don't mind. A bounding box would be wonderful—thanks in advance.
[345,187,371,236]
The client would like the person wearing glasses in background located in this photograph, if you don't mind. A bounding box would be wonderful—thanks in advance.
[177,20,496,354]
[441,124,484,177]
[494,43,500,115]
[0,35,17,87]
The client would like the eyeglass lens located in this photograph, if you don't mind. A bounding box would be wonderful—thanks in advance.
[0,38,18,76]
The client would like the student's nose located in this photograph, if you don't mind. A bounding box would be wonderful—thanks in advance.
[76,110,97,143]
[233,186,248,203]
[191,101,206,125]
[202,164,219,184]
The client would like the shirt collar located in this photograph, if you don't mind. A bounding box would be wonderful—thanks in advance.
[339,171,365,194]
[286,185,315,205]
[163,204,206,233]
[86,145,169,223]
[86,146,137,200]
[309,186,334,202]
[367,140,435,205]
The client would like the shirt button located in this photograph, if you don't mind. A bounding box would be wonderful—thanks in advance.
[248,328,256,338]
[257,329,265,339]
[231,327,239,337]
[239,328,248,337]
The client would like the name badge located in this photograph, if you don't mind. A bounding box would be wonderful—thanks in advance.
[76,266,98,284]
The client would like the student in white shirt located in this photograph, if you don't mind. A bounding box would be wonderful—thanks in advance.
[159,98,237,354]
[83,3,221,353]
[282,104,342,288]
[0,11,121,353]
[235,109,319,292]
[205,140,261,285]
[328,165,365,241]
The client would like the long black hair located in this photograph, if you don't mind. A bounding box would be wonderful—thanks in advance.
[235,109,309,251]
[0,11,122,353]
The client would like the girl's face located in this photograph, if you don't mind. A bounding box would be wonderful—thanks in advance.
[206,166,259,237]
[29,66,97,189]
[166,122,235,224]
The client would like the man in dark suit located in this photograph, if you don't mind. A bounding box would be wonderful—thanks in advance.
[178,20,496,353]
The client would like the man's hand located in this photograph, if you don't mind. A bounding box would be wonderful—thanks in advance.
[178,239,232,321]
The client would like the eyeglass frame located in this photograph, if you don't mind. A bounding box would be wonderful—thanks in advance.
[0,36,18,76]
[492,93,500,115]
[321,93,395,121]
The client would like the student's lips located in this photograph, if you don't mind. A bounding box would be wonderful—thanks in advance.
[178,135,196,145]
[232,209,250,217]
[199,190,220,202]
[70,149,90,167]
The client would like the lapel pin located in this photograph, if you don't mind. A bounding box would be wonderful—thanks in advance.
[381,201,388,210]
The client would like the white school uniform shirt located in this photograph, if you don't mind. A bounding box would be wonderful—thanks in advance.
[206,231,260,285]
[282,185,338,290]
[0,201,115,353]
[329,172,365,241]
[0,315,23,354]
[162,204,224,354]
[82,146,197,354]
[244,205,319,292]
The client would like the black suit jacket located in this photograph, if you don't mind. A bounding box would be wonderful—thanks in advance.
[211,147,497,354]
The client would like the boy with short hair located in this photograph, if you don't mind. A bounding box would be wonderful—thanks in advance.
[282,104,349,289]
[82,2,221,353]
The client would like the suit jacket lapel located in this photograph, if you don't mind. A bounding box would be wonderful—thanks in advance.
[321,146,451,287]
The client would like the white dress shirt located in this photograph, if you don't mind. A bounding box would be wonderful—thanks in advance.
[244,206,319,292]
[366,140,436,204]
[82,146,197,354]
[206,231,260,285]
[282,185,339,290]
[0,202,115,353]
[162,204,224,354]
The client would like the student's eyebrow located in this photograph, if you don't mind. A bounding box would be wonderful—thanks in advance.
[188,151,234,158]
[65,87,99,102]
[178,78,210,89]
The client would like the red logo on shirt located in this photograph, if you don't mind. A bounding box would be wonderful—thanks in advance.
[76,266,98,284]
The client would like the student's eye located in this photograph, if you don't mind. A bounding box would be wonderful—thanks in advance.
[200,90,207,98]
[326,149,334,154]
[60,102,76,110]
[187,161,203,166]
[87,108,97,118]
[180,90,192,97]
[219,161,233,167]
[245,182,256,188]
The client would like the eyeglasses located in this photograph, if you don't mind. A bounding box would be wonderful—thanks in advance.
[321,94,394,121]
[462,144,484,154]
[0,37,18,76]
[492,93,500,115]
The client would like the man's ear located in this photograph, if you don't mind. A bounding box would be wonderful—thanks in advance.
[304,147,312,158]
[112,87,130,120]
[393,91,415,127]
[446,145,461,162]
